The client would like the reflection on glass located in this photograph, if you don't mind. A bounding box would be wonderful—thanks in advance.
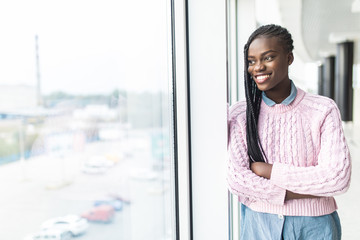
[0,1,174,240]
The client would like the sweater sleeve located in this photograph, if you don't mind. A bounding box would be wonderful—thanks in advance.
[270,102,351,196]
[227,105,286,205]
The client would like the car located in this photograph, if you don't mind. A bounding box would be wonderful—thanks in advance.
[88,156,114,167]
[81,163,108,174]
[41,214,88,237]
[107,192,131,204]
[24,229,72,240]
[94,198,123,211]
[81,205,115,223]
[81,156,114,174]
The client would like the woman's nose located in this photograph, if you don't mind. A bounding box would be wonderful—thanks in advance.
[254,62,265,71]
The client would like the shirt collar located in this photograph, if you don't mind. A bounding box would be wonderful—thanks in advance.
[262,80,297,107]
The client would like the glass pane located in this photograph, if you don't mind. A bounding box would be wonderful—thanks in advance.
[0,1,175,240]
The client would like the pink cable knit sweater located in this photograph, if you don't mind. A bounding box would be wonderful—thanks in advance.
[227,88,351,216]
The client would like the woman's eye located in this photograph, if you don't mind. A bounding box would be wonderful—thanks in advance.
[248,60,255,65]
[265,56,273,61]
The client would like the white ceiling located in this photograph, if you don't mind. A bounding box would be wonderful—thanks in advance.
[300,0,360,60]
[255,0,360,62]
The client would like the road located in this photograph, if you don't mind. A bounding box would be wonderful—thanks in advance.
[0,137,173,240]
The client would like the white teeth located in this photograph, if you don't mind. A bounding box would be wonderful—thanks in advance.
[256,75,270,80]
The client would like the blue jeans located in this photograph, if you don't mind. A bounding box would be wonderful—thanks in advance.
[240,204,341,240]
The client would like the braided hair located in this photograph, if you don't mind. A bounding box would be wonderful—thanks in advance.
[244,24,294,163]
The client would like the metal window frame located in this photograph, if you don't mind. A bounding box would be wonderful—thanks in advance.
[172,0,229,239]
[172,0,193,239]
[226,0,241,238]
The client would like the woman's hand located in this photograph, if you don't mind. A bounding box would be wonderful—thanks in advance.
[251,163,320,200]
[250,162,273,179]
[251,163,319,200]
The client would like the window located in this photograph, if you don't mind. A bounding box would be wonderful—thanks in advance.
[0,1,176,239]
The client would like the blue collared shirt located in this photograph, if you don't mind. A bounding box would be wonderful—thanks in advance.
[262,80,297,106]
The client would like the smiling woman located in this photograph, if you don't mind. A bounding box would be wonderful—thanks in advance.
[227,24,351,239]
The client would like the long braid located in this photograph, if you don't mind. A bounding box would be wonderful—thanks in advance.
[244,24,294,164]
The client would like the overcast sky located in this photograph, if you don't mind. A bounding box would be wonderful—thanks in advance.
[0,0,171,94]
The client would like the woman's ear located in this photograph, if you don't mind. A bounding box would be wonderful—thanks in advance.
[288,52,294,65]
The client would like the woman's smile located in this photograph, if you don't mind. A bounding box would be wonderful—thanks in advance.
[254,73,272,84]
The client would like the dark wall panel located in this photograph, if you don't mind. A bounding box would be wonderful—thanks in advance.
[335,41,354,121]
[318,64,324,96]
[323,56,335,100]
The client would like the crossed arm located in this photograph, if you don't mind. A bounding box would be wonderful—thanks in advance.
[251,162,318,201]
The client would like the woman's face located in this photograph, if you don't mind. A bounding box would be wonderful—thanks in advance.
[247,36,293,99]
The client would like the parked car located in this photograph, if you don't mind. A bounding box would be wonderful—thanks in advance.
[41,214,88,237]
[107,192,131,205]
[81,162,108,174]
[81,156,114,174]
[81,205,115,223]
[94,198,123,211]
[24,229,72,240]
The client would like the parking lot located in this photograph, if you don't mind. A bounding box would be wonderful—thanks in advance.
[0,137,173,240]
